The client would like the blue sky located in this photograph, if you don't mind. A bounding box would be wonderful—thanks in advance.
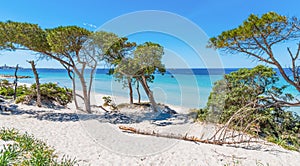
[0,0,299,68]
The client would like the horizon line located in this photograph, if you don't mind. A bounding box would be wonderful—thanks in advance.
[0,67,291,70]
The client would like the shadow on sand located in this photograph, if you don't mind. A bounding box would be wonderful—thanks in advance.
[0,103,192,126]
[0,102,290,154]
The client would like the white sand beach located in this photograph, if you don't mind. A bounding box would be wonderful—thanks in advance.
[0,93,300,166]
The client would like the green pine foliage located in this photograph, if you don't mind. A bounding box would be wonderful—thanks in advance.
[209,12,290,48]
[208,12,300,93]
[198,65,300,150]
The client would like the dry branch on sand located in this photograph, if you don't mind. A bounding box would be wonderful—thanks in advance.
[118,102,263,146]
[118,125,260,146]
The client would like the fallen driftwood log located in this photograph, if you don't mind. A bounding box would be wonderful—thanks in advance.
[118,126,259,145]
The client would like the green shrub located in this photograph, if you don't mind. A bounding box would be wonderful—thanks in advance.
[15,95,27,104]
[0,128,77,165]
[199,65,300,150]
[31,83,72,106]
[0,86,14,97]
[102,96,112,107]
[0,79,12,96]
[0,80,30,98]
[0,80,72,106]
[102,96,117,110]
[16,85,31,97]
[196,108,208,122]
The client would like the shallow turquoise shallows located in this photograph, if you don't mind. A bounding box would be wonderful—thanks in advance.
[0,68,299,114]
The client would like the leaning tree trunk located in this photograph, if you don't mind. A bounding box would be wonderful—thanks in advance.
[79,74,91,113]
[86,59,97,111]
[72,51,98,114]
[136,78,141,104]
[73,67,91,113]
[70,73,80,109]
[13,64,19,100]
[28,61,41,107]
[127,77,133,104]
[63,64,80,109]
[139,76,158,112]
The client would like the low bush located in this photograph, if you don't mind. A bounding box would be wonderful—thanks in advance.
[15,95,27,104]
[30,83,72,106]
[0,80,31,98]
[102,96,112,107]
[102,96,117,110]
[0,80,73,107]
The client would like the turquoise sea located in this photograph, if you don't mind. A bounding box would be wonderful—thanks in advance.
[0,68,299,113]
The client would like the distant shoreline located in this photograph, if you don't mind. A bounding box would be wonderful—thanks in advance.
[0,67,292,70]
[0,67,293,76]
[0,74,32,79]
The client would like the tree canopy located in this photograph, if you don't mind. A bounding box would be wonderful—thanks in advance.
[111,42,166,109]
[46,26,91,55]
[0,21,116,113]
[0,21,49,52]
[133,42,166,77]
[0,21,166,112]
[209,12,300,94]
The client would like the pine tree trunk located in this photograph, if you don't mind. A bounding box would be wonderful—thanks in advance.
[13,64,19,100]
[61,64,80,110]
[71,76,79,109]
[80,75,91,113]
[136,79,141,104]
[69,70,79,109]
[74,68,91,113]
[139,76,158,112]
[128,78,133,104]
[28,61,41,107]
[87,62,97,110]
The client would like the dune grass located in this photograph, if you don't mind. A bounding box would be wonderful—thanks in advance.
[0,128,77,166]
